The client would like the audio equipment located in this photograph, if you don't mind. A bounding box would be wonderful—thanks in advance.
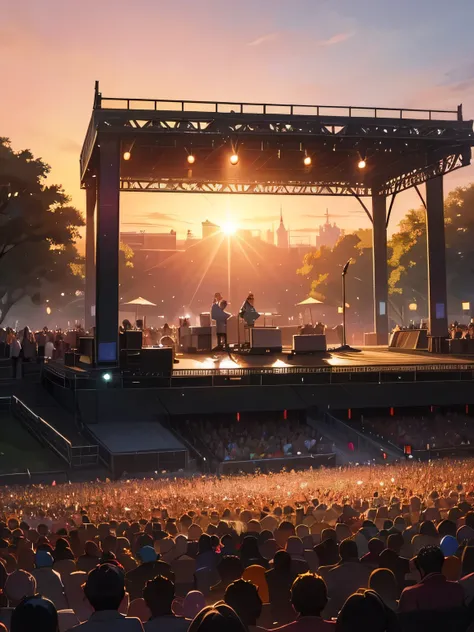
[119,330,143,350]
[292,334,327,353]
[79,337,94,357]
[140,347,173,375]
[249,328,282,353]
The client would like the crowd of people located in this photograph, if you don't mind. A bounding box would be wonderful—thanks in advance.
[0,326,78,365]
[0,461,474,630]
[358,413,474,452]
[181,418,322,463]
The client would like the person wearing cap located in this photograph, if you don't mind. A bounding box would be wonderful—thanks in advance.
[32,550,69,611]
[125,546,174,602]
[72,563,143,632]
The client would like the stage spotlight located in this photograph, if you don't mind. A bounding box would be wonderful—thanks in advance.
[123,151,131,161]
[102,372,112,382]
[303,155,312,166]
[187,154,195,165]
[230,153,239,165]
[358,158,366,169]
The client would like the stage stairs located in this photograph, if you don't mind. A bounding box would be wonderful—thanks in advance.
[307,411,405,464]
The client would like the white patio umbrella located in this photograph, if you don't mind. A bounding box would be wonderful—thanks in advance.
[122,296,157,325]
[296,296,324,325]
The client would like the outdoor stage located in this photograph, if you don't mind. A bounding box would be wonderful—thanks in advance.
[174,346,474,373]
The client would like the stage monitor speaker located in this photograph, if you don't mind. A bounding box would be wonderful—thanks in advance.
[293,334,327,353]
[120,330,143,350]
[140,348,173,375]
[64,351,78,367]
[79,337,94,357]
[250,327,282,352]
[389,329,428,350]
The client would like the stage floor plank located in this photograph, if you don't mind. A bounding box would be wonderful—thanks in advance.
[174,347,474,372]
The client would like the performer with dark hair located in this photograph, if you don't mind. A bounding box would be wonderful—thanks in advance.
[239,292,260,327]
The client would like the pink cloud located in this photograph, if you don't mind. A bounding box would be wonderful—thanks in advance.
[247,32,279,47]
[317,31,354,46]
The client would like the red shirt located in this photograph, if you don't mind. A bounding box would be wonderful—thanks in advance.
[399,573,465,613]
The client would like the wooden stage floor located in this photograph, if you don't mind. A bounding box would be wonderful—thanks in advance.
[174,346,474,373]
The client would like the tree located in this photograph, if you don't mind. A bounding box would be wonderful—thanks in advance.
[0,138,84,324]
[297,233,375,324]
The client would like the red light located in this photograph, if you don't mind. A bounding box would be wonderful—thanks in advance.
[348,408,352,420]
[383,452,387,460]
[283,409,288,420]
[466,404,469,414]
[236,412,240,422]
[390,407,394,417]
[404,445,412,455]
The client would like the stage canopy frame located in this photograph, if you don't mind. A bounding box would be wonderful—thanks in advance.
[80,82,474,364]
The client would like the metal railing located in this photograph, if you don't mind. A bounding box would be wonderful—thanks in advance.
[319,412,406,461]
[43,361,474,391]
[11,396,99,468]
[97,96,462,122]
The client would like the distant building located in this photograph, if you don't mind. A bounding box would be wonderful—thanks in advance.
[266,227,274,245]
[316,210,342,249]
[202,220,220,240]
[121,231,177,250]
[276,207,289,248]
[185,229,199,249]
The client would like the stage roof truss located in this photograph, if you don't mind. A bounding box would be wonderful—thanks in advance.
[80,87,474,198]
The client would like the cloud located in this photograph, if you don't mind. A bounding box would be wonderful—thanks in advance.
[247,32,279,47]
[437,63,474,95]
[135,212,193,225]
[58,138,82,154]
[317,31,354,47]
[443,63,474,86]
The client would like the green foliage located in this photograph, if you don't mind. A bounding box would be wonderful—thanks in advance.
[0,138,84,323]
[299,183,474,324]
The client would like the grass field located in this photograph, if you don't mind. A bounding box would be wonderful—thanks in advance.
[0,411,64,473]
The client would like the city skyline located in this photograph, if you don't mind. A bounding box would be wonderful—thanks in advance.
[3,0,474,245]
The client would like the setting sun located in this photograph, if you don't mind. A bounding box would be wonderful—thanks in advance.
[221,221,237,235]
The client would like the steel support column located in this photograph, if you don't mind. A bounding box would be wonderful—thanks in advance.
[96,137,120,365]
[426,176,448,337]
[85,183,96,331]
[372,194,389,345]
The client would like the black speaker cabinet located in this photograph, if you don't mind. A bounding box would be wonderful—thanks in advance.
[79,337,95,357]
[119,330,143,350]
[119,349,141,370]
[140,348,173,375]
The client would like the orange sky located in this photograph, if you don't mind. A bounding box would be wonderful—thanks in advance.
[3,0,474,248]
